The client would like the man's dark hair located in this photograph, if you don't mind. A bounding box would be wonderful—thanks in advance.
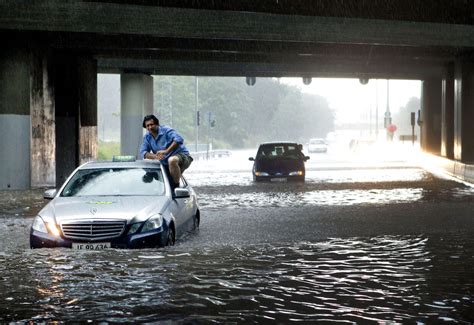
[142,114,159,128]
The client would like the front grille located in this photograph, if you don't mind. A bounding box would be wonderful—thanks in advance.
[61,220,126,241]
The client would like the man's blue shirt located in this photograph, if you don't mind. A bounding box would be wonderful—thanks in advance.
[140,125,189,164]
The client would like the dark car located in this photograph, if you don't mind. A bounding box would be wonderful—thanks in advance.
[249,142,309,182]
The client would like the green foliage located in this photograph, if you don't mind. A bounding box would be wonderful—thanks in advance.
[98,141,120,160]
[153,76,335,149]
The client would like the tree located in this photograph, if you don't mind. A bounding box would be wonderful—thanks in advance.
[152,76,336,149]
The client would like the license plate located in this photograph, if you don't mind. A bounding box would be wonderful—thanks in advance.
[270,177,287,182]
[72,242,111,250]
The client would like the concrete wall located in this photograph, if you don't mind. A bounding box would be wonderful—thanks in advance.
[0,48,31,189]
[1,48,57,189]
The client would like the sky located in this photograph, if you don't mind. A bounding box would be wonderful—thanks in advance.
[281,78,422,124]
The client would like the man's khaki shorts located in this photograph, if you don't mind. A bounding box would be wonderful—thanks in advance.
[175,153,193,172]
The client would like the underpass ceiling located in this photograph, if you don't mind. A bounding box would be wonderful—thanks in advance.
[1,1,473,78]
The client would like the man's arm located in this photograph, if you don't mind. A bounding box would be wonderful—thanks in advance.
[167,128,184,144]
[139,135,152,159]
[156,141,179,160]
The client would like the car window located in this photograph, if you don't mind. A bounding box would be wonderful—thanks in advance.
[284,147,302,159]
[257,144,302,160]
[61,168,165,197]
[257,145,275,158]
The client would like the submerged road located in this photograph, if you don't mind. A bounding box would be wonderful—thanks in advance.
[0,145,473,323]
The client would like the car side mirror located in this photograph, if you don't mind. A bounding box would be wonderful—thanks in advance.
[174,188,190,198]
[305,156,310,161]
[43,189,57,200]
[248,157,255,161]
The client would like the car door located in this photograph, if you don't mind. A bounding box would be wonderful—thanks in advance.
[169,177,194,236]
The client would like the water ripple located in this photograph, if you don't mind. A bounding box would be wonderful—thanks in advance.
[0,235,472,323]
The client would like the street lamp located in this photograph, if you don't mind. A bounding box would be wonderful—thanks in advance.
[195,76,199,152]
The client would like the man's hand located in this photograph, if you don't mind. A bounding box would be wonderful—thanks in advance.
[156,150,167,160]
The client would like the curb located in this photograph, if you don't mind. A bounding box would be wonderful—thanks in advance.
[421,153,474,185]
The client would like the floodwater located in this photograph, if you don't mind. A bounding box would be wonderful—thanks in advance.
[1,146,473,323]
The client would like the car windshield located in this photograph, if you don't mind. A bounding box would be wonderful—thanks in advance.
[61,168,165,197]
[310,139,325,144]
[257,144,302,160]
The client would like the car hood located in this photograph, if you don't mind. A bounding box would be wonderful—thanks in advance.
[255,158,304,173]
[39,196,169,223]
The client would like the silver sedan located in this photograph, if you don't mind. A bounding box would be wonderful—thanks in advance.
[30,159,200,249]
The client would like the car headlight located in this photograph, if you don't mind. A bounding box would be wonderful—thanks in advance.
[32,216,61,237]
[128,222,142,234]
[46,222,61,237]
[289,171,304,176]
[32,216,47,233]
[255,172,269,176]
[142,214,163,232]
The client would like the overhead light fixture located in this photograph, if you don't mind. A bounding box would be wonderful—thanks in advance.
[359,78,369,85]
[246,76,256,86]
[302,77,312,85]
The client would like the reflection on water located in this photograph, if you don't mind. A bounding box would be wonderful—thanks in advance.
[198,188,424,209]
[0,234,472,323]
[1,149,473,322]
[306,168,427,183]
[186,168,427,187]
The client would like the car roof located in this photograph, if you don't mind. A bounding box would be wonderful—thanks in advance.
[259,141,298,146]
[78,160,162,170]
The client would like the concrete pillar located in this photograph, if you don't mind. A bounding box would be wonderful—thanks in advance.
[421,78,442,155]
[120,73,153,158]
[441,65,454,159]
[0,47,55,190]
[77,58,98,164]
[30,48,56,187]
[55,55,98,187]
[0,48,31,189]
[454,59,474,163]
[55,54,79,187]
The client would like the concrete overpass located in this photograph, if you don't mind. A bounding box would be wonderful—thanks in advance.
[1,1,474,189]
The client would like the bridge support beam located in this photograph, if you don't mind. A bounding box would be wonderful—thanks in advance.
[0,47,55,189]
[120,73,153,158]
[454,59,474,163]
[421,78,442,155]
[441,66,454,159]
[55,54,98,187]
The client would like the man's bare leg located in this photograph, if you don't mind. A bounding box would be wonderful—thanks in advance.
[168,156,181,185]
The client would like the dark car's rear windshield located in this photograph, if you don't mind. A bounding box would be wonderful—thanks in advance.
[61,168,165,197]
[257,144,302,160]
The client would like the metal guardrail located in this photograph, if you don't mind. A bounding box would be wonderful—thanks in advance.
[191,150,232,160]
